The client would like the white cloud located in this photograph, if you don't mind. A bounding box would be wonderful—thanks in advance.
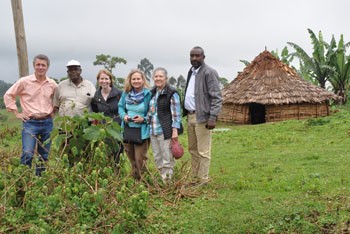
[1,0,349,84]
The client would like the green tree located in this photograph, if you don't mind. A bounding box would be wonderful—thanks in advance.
[239,60,250,66]
[116,77,125,90]
[219,77,229,89]
[0,80,13,109]
[287,29,336,88]
[93,54,127,88]
[271,46,294,66]
[0,80,12,99]
[137,58,154,83]
[93,54,127,74]
[169,76,177,86]
[328,34,350,104]
[176,75,186,90]
[240,47,294,68]
[0,97,5,109]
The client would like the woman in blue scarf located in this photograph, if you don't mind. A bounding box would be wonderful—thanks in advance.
[118,69,151,180]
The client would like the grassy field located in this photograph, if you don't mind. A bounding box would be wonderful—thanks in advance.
[0,109,21,128]
[149,107,350,233]
[1,107,350,233]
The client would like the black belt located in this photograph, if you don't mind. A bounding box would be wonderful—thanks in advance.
[187,110,195,114]
[30,114,51,120]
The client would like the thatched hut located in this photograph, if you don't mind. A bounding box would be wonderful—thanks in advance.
[219,50,340,124]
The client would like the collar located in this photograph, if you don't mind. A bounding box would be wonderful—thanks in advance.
[151,84,169,95]
[69,78,86,87]
[191,66,201,75]
[29,74,48,82]
[98,86,120,98]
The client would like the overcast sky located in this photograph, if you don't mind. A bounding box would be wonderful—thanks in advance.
[1,0,349,84]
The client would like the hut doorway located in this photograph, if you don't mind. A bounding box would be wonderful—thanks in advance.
[249,103,266,124]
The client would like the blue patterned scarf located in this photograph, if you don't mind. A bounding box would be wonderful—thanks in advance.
[125,89,145,104]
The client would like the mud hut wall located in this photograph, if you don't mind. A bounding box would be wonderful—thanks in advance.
[219,103,250,124]
[265,103,329,122]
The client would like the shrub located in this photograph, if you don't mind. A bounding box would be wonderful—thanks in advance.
[0,112,150,233]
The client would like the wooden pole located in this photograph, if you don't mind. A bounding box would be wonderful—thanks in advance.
[11,0,29,78]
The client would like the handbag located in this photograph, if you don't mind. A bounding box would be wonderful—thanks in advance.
[171,138,184,159]
[123,124,143,145]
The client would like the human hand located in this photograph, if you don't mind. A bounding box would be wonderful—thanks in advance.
[132,115,144,124]
[206,119,216,130]
[15,112,29,121]
[171,128,178,140]
[124,115,131,123]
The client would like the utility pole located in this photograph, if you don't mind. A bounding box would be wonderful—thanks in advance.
[11,0,29,78]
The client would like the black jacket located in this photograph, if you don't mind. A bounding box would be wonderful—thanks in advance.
[150,85,183,140]
[91,86,122,124]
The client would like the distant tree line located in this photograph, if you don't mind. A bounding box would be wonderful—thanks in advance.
[93,54,229,93]
[1,54,229,110]
[0,80,13,109]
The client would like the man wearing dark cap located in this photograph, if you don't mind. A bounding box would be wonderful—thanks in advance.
[53,60,96,116]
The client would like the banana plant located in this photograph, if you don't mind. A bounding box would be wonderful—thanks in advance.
[328,34,350,104]
[287,29,336,88]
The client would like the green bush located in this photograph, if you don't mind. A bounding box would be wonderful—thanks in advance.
[0,112,150,233]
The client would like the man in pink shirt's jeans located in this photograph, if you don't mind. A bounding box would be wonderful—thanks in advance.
[4,54,57,175]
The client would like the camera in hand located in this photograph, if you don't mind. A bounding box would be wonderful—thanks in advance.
[127,117,134,122]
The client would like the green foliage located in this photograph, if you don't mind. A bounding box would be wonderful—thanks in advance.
[0,109,21,128]
[2,108,350,233]
[0,112,8,122]
[271,46,295,66]
[305,117,331,126]
[0,112,152,233]
[137,58,154,83]
[328,34,350,104]
[0,80,12,101]
[93,54,127,89]
[287,29,350,104]
[115,77,125,90]
[51,112,122,163]
[93,54,127,74]
[0,80,13,109]
[219,77,229,89]
[288,29,338,88]
[176,74,186,90]
[169,76,177,86]
[160,107,350,233]
[239,59,250,67]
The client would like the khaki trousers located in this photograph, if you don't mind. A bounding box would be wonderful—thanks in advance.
[124,139,150,180]
[150,134,174,181]
[187,113,212,180]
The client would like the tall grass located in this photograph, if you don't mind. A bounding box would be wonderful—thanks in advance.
[150,107,350,233]
[1,107,350,233]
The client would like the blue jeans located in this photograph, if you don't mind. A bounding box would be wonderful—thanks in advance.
[22,118,53,174]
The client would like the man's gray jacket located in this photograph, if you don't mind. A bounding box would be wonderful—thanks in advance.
[183,63,222,123]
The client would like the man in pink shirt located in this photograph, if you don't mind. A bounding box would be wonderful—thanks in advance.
[4,54,57,175]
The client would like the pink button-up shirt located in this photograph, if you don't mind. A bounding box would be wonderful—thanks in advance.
[4,74,58,117]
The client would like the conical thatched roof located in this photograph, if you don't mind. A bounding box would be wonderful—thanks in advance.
[223,50,340,105]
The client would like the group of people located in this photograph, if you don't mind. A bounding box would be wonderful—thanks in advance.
[4,46,222,185]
